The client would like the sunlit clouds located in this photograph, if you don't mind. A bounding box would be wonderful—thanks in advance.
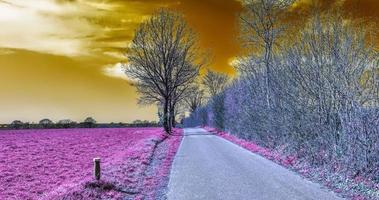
[0,0,160,58]
[103,62,129,81]
[0,0,98,56]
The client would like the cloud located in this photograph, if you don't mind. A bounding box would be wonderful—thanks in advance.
[0,0,170,58]
[0,0,100,56]
[103,62,129,80]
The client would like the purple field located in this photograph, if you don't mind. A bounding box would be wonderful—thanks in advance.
[0,128,172,199]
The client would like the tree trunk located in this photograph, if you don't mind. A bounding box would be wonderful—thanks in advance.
[163,98,171,134]
[169,100,176,128]
[170,106,176,128]
[264,42,272,109]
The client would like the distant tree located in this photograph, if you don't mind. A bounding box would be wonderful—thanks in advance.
[179,114,185,124]
[39,118,53,128]
[10,120,23,129]
[133,120,143,124]
[185,86,204,113]
[83,117,96,128]
[126,9,203,133]
[57,119,76,128]
[58,119,73,124]
[201,70,229,130]
[202,69,229,97]
[23,122,30,129]
[132,119,155,127]
[84,117,96,124]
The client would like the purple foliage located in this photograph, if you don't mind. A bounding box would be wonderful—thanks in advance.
[0,128,181,200]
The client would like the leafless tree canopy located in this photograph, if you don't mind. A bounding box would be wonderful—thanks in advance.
[240,0,294,107]
[184,85,204,113]
[239,0,294,51]
[202,69,229,97]
[126,9,203,133]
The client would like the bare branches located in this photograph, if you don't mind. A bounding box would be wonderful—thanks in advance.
[184,86,204,113]
[186,9,379,186]
[126,9,202,133]
[239,0,295,108]
[202,69,229,97]
[239,0,294,52]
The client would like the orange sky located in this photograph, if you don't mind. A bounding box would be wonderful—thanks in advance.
[0,0,378,123]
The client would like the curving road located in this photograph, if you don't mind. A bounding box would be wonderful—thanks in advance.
[167,128,344,200]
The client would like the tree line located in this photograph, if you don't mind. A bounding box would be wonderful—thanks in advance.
[183,0,379,188]
[1,117,160,130]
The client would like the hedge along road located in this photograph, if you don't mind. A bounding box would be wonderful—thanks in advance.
[166,128,344,200]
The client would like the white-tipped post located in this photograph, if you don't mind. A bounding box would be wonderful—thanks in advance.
[93,158,101,181]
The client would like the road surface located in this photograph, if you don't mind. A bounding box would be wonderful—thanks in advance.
[167,128,344,200]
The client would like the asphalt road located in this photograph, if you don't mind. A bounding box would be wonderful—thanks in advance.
[166,128,344,200]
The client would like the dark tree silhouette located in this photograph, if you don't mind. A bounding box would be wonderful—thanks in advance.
[83,117,96,128]
[126,9,204,133]
[57,119,76,128]
[39,118,53,128]
[10,120,23,129]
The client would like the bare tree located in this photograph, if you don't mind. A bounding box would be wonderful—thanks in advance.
[278,12,378,160]
[239,0,294,107]
[202,69,229,97]
[39,118,53,125]
[83,117,96,128]
[126,9,203,133]
[201,69,230,130]
[10,120,23,129]
[184,85,204,113]
[57,119,76,128]
[39,118,54,128]
[168,67,205,128]
[84,117,96,124]
[361,64,379,107]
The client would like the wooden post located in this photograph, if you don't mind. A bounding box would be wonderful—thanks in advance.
[93,158,101,181]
